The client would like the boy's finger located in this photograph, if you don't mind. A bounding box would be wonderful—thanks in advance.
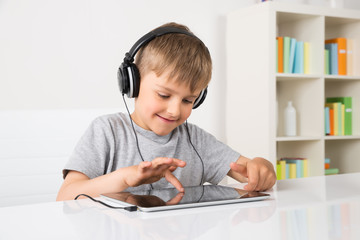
[244,170,259,191]
[230,162,248,177]
[164,171,184,192]
[153,158,186,169]
[169,166,177,172]
[171,158,186,167]
[166,192,184,205]
[138,161,152,172]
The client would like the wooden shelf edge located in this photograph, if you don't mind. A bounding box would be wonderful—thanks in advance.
[276,136,322,141]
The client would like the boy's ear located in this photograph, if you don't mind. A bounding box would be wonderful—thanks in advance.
[118,60,140,98]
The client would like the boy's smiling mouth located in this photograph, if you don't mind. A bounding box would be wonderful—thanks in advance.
[156,114,177,123]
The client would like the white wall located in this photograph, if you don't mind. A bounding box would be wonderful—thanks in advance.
[0,0,258,141]
[1,0,360,206]
[1,0,359,139]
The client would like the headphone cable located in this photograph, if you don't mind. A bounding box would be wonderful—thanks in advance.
[185,120,205,185]
[122,94,153,190]
[121,94,204,187]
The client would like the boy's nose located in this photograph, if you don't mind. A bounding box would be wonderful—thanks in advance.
[167,101,181,118]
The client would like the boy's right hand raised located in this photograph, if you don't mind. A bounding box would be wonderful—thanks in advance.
[123,157,186,192]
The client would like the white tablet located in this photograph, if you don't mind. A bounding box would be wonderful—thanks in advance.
[101,185,270,212]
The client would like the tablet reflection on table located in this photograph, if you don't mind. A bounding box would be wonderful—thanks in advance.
[103,185,263,208]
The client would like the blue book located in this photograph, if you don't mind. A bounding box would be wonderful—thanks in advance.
[282,158,304,178]
[325,43,338,75]
[286,164,290,179]
[289,38,296,73]
[293,41,304,74]
[325,107,330,135]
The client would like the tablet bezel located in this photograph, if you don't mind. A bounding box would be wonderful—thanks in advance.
[101,185,270,212]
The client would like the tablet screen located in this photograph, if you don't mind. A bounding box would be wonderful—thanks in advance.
[101,185,270,212]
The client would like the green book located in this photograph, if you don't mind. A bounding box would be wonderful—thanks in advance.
[325,49,330,74]
[326,97,352,135]
[283,37,291,73]
[325,168,339,175]
[276,163,282,180]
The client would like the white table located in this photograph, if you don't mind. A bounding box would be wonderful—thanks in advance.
[1,173,359,240]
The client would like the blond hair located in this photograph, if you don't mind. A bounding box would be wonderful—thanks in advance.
[135,22,212,92]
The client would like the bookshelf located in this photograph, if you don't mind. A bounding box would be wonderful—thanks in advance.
[226,2,360,177]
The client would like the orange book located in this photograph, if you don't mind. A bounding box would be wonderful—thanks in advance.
[277,37,284,73]
[329,108,334,135]
[325,38,347,75]
[325,163,330,169]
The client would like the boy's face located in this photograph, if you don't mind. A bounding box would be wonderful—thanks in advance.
[131,70,201,136]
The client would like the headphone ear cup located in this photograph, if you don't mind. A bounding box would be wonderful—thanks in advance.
[118,63,129,96]
[129,63,140,98]
[193,87,207,109]
[118,62,140,98]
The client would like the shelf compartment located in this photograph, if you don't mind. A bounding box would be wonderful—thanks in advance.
[325,17,360,76]
[325,139,360,174]
[325,79,360,136]
[277,12,323,74]
[277,140,324,177]
[277,77,323,137]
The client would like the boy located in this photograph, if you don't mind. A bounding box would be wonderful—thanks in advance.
[57,22,276,201]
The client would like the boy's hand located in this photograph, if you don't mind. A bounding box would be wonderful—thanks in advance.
[228,156,276,192]
[124,157,186,192]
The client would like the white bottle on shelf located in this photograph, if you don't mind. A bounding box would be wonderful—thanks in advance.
[284,101,297,136]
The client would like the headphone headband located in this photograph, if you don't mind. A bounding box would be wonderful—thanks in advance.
[126,27,199,62]
[118,25,208,109]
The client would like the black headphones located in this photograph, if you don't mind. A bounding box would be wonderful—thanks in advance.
[117,26,208,109]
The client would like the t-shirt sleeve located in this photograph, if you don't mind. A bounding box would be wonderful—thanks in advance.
[62,117,116,179]
[187,124,241,184]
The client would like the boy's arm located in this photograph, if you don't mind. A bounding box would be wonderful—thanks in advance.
[56,157,186,201]
[227,156,276,192]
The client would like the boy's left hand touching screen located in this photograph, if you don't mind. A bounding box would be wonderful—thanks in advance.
[228,156,276,191]
[124,157,186,192]
[56,157,186,201]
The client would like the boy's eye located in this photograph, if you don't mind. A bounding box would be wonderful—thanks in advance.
[183,99,193,104]
[158,93,169,99]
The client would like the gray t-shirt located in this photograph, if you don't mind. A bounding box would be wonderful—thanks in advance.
[63,112,240,191]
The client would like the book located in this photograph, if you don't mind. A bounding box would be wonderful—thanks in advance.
[283,37,291,73]
[325,158,330,169]
[276,160,286,180]
[294,41,304,74]
[325,168,339,175]
[276,163,282,180]
[303,159,308,177]
[325,49,330,74]
[325,38,347,75]
[325,103,339,135]
[289,163,297,179]
[277,37,284,73]
[329,107,334,135]
[281,158,308,178]
[275,38,279,72]
[325,43,338,75]
[325,107,330,135]
[335,102,342,136]
[326,97,352,135]
[341,104,345,135]
[304,42,310,74]
[289,38,296,73]
[347,38,354,76]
